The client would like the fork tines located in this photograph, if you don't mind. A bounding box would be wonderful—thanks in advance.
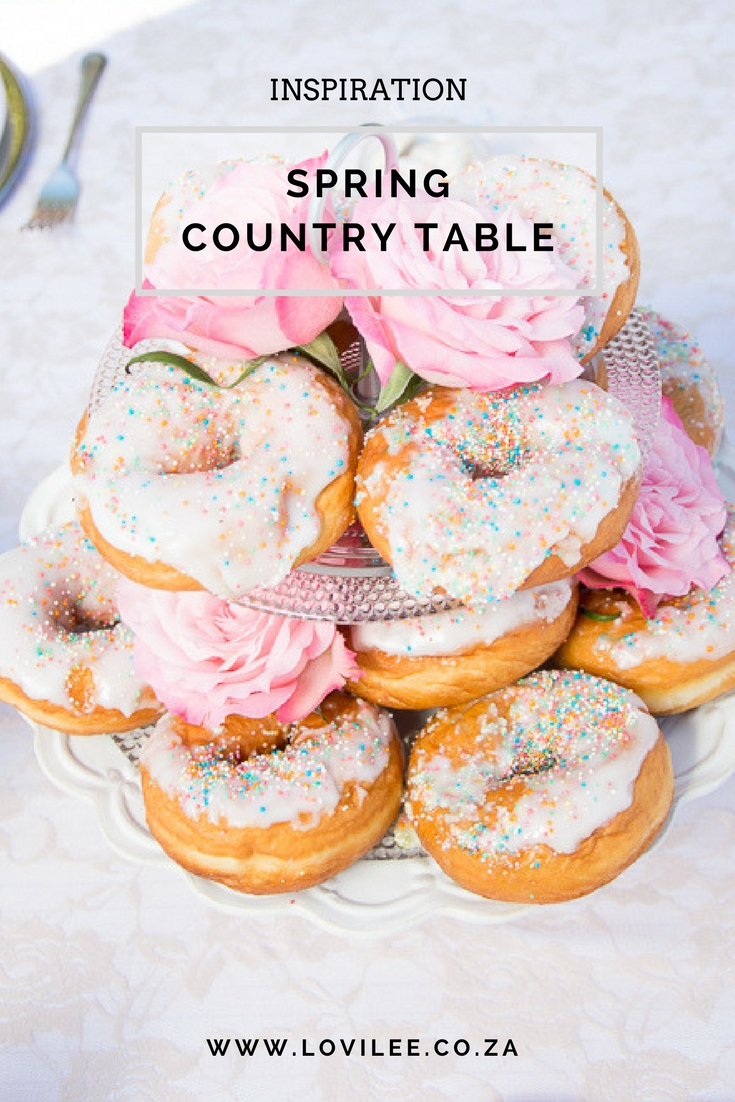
[23,203,75,230]
[20,52,107,231]
[21,160,80,230]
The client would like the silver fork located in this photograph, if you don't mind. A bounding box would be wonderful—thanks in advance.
[22,52,107,230]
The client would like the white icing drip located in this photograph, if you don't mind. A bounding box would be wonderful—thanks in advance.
[141,703,395,830]
[74,355,353,600]
[592,512,735,670]
[363,380,640,604]
[351,578,574,657]
[0,523,145,715]
[453,155,629,358]
[409,672,659,856]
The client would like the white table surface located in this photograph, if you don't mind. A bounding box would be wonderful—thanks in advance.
[1,2,735,1098]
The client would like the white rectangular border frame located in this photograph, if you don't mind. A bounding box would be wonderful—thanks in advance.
[135,125,603,297]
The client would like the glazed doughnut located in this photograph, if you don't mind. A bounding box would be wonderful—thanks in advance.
[71,354,362,599]
[356,380,642,606]
[454,155,640,362]
[346,577,578,710]
[554,510,735,714]
[405,669,673,903]
[0,522,162,734]
[139,692,404,894]
[143,163,227,265]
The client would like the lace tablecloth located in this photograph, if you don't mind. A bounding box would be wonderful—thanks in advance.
[1,2,735,1098]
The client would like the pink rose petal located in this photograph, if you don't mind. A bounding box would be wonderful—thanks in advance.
[123,157,343,359]
[578,397,728,616]
[330,197,584,390]
[116,581,360,728]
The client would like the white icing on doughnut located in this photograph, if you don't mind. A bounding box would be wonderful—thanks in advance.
[0,523,145,715]
[359,380,640,605]
[74,355,354,599]
[407,670,659,857]
[454,156,629,359]
[591,511,735,670]
[351,578,574,657]
[141,702,395,830]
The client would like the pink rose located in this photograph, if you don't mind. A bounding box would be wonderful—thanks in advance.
[579,397,728,617]
[330,195,584,390]
[116,580,360,727]
[123,157,343,360]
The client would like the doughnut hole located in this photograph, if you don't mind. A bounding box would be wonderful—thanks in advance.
[439,390,531,482]
[170,711,289,758]
[41,575,120,637]
[62,598,123,713]
[155,411,240,475]
[163,694,371,761]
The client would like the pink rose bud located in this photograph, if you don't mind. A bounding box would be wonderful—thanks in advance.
[579,396,729,617]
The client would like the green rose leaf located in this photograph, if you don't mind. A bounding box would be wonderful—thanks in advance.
[375,360,420,412]
[125,350,261,389]
[296,332,344,377]
[579,608,621,622]
[295,333,376,413]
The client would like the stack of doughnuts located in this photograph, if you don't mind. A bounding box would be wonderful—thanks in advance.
[12,150,708,905]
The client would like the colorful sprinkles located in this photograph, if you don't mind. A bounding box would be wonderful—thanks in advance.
[0,522,144,715]
[359,380,640,605]
[142,702,395,830]
[407,670,659,860]
[74,356,353,600]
